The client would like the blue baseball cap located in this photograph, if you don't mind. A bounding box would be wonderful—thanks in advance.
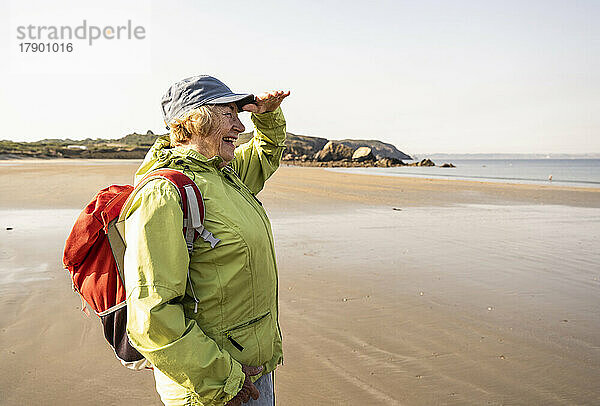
[161,75,255,129]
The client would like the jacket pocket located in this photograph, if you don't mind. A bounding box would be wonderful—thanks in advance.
[221,311,274,366]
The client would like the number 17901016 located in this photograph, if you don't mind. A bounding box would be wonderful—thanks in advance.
[19,43,73,52]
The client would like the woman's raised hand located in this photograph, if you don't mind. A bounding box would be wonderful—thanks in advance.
[242,90,290,114]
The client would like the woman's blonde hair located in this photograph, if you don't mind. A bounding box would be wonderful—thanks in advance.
[168,105,218,147]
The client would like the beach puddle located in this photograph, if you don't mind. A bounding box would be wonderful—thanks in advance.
[0,209,80,292]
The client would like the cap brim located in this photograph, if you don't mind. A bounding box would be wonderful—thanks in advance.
[206,93,255,110]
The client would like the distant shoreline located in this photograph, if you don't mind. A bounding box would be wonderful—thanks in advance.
[327,167,600,190]
[1,157,599,190]
[1,161,599,210]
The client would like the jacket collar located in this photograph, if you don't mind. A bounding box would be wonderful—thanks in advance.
[173,146,224,169]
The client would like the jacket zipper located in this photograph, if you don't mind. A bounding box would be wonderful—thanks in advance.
[222,167,284,362]
[223,172,264,206]
[226,333,244,351]
[223,311,271,352]
[187,271,200,313]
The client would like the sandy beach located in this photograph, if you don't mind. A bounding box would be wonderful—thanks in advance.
[1,160,599,405]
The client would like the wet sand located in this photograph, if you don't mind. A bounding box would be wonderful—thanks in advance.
[1,160,599,405]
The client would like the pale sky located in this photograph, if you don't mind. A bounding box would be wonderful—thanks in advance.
[0,0,598,154]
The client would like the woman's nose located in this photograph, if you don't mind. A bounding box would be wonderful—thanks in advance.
[233,117,245,133]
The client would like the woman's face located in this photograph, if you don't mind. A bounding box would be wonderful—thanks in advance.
[191,103,245,167]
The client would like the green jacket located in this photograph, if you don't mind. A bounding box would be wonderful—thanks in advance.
[122,108,286,405]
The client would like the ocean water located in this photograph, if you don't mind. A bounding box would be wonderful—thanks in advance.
[328,159,600,188]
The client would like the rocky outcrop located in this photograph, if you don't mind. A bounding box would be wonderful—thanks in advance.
[335,139,412,160]
[234,132,413,166]
[315,141,354,162]
[407,158,435,167]
[376,157,405,167]
[285,134,328,157]
[352,147,375,162]
[440,163,456,168]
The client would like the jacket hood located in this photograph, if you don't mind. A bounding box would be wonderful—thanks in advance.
[134,136,226,185]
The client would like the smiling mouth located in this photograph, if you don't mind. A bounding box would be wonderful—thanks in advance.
[222,136,237,146]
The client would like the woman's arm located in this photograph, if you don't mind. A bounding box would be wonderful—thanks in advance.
[230,107,286,194]
[123,180,245,404]
[230,91,290,194]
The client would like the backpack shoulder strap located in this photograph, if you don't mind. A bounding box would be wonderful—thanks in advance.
[120,169,220,253]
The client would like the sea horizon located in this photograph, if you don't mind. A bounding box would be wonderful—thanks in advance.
[408,153,600,160]
[329,158,600,189]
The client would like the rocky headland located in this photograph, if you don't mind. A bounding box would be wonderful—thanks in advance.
[235,132,455,168]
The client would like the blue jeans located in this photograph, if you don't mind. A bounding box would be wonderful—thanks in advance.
[246,372,274,405]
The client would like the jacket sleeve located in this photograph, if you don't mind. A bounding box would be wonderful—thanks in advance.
[230,106,286,194]
[123,179,245,404]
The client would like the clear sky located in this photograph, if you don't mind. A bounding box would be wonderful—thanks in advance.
[1,0,598,154]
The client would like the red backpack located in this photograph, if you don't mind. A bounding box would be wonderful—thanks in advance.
[63,168,219,370]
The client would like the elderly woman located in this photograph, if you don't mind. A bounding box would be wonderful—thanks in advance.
[122,75,289,406]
